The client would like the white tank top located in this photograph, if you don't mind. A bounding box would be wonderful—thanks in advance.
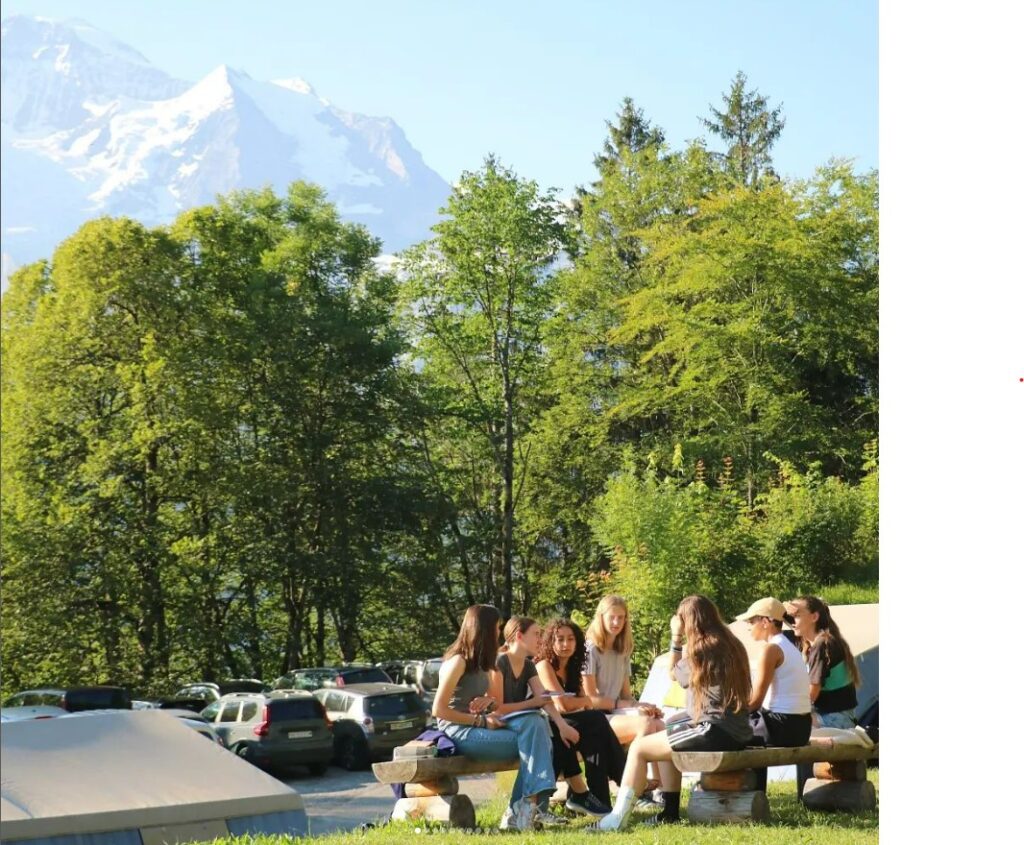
[764,633,811,714]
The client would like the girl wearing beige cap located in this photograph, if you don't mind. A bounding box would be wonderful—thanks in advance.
[738,597,812,790]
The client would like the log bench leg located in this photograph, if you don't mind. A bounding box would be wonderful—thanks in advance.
[801,761,876,812]
[391,777,477,829]
[687,770,769,824]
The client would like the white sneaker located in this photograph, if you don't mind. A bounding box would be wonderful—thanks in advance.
[498,806,513,830]
[509,798,541,831]
[589,786,636,832]
[535,808,569,827]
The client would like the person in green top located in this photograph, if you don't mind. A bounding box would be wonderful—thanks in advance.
[784,595,861,728]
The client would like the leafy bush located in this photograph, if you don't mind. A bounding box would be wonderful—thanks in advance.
[591,446,878,661]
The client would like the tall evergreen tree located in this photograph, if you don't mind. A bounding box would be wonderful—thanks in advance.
[701,71,786,188]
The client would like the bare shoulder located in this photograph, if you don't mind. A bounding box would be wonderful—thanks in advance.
[440,655,466,676]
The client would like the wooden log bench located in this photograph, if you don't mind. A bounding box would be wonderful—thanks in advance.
[672,739,878,825]
[372,755,519,829]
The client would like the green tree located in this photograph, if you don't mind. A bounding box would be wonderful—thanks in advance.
[2,219,186,690]
[610,161,878,505]
[401,157,567,617]
[701,71,786,188]
[1,182,410,695]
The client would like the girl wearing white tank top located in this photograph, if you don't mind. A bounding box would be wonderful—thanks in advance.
[738,597,813,791]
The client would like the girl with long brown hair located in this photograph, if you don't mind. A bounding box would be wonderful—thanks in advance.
[432,605,556,832]
[593,595,753,831]
[784,595,861,728]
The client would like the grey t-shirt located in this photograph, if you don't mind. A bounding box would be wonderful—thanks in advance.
[445,664,491,713]
[496,653,537,704]
[583,640,630,705]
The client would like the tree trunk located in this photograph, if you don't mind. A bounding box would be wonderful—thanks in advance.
[315,598,326,666]
[501,393,514,618]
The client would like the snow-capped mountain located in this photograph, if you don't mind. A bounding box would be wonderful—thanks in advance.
[1,16,450,276]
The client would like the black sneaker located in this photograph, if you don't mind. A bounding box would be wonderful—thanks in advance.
[565,790,612,817]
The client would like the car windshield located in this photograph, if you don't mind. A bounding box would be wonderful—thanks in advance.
[270,698,324,720]
[365,693,422,717]
[292,670,340,689]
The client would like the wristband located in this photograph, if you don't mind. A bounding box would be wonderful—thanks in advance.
[670,643,684,653]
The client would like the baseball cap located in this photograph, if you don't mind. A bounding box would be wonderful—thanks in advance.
[736,597,786,622]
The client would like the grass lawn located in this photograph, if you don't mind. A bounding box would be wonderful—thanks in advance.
[225,768,878,844]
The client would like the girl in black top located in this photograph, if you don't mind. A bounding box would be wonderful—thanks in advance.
[535,618,623,814]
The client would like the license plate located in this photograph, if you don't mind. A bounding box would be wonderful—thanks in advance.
[288,730,313,739]
[390,719,414,730]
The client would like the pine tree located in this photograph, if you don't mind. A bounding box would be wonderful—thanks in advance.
[701,71,786,188]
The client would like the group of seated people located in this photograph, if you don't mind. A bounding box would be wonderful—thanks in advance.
[431,593,862,831]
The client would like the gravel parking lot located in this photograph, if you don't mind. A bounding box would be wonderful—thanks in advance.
[278,765,498,834]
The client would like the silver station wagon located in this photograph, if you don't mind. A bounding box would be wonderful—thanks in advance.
[314,683,430,769]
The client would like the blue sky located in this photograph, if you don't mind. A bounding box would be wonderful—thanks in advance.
[3,0,877,192]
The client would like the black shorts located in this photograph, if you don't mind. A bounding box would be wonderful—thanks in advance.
[666,720,747,753]
[760,710,812,747]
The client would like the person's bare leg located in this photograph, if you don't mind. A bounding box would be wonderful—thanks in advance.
[608,713,652,745]
[641,718,666,791]
[568,774,588,793]
[596,732,675,830]
[658,761,681,791]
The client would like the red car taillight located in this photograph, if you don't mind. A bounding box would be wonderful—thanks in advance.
[253,704,271,737]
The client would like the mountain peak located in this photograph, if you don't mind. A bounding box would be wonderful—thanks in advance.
[271,77,317,97]
[1,16,451,270]
[1,14,187,131]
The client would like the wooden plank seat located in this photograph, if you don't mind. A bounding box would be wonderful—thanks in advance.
[372,756,519,829]
[671,739,878,824]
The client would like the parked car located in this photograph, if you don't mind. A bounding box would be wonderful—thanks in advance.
[200,691,333,774]
[419,658,442,694]
[131,699,158,710]
[217,678,269,695]
[271,665,391,692]
[170,683,221,704]
[155,708,225,745]
[2,686,131,712]
[0,705,66,722]
[314,683,430,770]
[157,697,210,714]
[376,661,408,685]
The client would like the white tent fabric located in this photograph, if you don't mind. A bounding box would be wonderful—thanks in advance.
[0,710,307,844]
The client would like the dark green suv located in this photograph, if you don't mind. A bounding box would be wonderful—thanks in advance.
[201,691,333,775]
